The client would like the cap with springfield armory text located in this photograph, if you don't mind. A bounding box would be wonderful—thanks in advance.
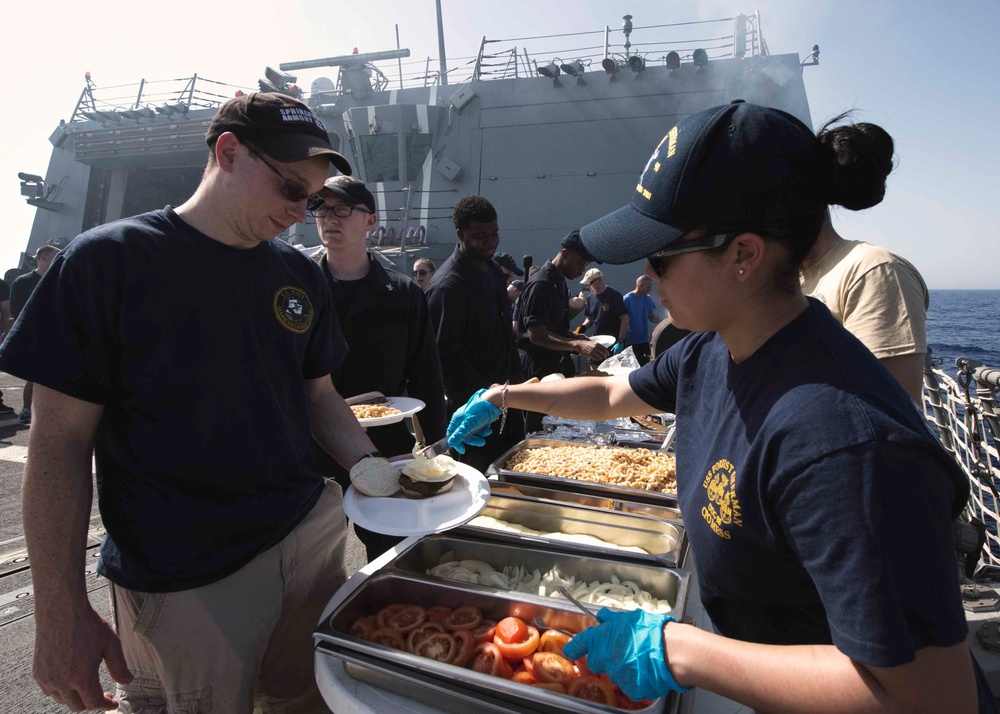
[316,175,376,213]
[580,101,826,264]
[207,92,352,175]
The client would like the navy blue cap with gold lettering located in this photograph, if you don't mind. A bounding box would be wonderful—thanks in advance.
[579,100,826,264]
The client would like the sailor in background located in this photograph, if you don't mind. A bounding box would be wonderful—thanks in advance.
[579,268,629,355]
[800,115,929,403]
[623,275,660,365]
[426,195,524,471]
[447,101,992,712]
[309,175,446,560]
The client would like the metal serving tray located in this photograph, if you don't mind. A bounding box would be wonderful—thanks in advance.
[490,438,680,508]
[315,571,668,714]
[388,533,689,619]
[455,494,686,568]
[488,481,682,522]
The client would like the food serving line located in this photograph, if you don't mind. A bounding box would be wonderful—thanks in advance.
[314,413,742,714]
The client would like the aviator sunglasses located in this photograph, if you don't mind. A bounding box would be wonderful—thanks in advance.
[244,144,312,203]
[413,268,432,277]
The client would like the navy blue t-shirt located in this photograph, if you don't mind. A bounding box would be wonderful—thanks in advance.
[629,299,969,668]
[0,208,346,592]
[585,286,627,338]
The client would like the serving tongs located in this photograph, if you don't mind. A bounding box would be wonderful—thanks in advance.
[532,585,599,636]
[410,412,453,460]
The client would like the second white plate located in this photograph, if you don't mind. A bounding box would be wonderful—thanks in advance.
[352,396,425,427]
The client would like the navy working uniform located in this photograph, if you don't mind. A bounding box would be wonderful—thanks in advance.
[516,259,576,380]
[314,250,446,558]
[427,244,523,470]
[630,299,970,659]
[585,284,627,338]
[0,207,346,592]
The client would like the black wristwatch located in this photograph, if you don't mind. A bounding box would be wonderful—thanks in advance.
[356,451,384,465]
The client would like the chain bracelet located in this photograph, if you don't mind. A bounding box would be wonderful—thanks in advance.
[499,381,509,434]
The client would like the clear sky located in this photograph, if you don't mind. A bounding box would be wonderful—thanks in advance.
[1,0,997,288]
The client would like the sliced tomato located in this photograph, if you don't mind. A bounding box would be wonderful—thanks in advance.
[470,642,513,679]
[450,629,476,667]
[568,675,616,705]
[574,656,593,678]
[369,627,407,650]
[495,616,528,643]
[494,624,540,660]
[531,682,567,694]
[386,605,427,633]
[530,651,577,684]
[443,605,483,631]
[511,668,537,685]
[405,622,446,653]
[521,655,536,679]
[426,605,453,623]
[470,619,497,642]
[616,692,655,710]
[415,631,456,662]
[375,603,409,630]
[348,615,377,641]
[538,629,571,656]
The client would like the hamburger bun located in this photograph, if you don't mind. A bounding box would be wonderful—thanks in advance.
[349,456,401,497]
[399,455,459,499]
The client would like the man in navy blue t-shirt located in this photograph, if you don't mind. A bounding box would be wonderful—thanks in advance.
[0,93,398,713]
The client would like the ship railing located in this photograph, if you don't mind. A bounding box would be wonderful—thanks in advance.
[923,358,1000,568]
[69,73,253,124]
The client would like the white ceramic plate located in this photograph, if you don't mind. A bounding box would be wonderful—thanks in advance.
[351,396,425,427]
[343,459,491,536]
[591,334,617,348]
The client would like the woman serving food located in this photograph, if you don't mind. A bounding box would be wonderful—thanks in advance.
[446,101,992,712]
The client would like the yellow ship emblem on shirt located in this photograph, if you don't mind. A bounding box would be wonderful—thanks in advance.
[701,459,743,539]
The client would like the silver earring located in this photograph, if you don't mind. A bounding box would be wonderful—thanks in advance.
[738,268,745,275]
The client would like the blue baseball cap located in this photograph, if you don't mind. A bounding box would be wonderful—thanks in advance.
[580,101,827,264]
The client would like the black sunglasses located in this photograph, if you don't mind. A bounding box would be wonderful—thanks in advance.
[413,269,432,277]
[308,203,372,219]
[647,231,740,277]
[244,144,312,203]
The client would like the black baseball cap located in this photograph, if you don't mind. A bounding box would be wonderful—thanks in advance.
[207,92,352,175]
[493,252,524,276]
[580,101,826,264]
[560,229,597,263]
[317,175,376,213]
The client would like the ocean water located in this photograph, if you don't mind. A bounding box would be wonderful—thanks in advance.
[926,290,1000,376]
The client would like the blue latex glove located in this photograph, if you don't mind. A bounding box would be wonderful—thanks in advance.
[610,341,625,356]
[562,607,691,702]
[446,389,502,454]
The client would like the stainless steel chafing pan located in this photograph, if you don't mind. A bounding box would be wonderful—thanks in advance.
[490,438,680,508]
[388,533,689,619]
[456,494,686,567]
[488,480,682,522]
[315,571,668,714]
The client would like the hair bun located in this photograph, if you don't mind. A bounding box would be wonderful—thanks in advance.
[818,115,895,211]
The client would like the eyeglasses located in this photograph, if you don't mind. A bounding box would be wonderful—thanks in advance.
[413,269,432,277]
[308,203,373,219]
[244,145,311,203]
[646,231,740,277]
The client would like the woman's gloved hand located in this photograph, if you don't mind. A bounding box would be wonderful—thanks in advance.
[562,607,691,702]
[445,389,501,454]
[610,341,625,356]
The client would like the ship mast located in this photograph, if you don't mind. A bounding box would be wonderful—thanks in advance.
[436,0,449,86]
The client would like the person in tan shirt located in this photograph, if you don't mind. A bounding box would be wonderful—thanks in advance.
[800,117,928,402]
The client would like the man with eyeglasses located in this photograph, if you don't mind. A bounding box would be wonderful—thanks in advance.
[308,175,446,559]
[0,92,401,713]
